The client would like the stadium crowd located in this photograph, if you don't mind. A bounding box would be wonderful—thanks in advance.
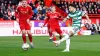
[0,0,46,20]
[0,0,100,20]
[85,23,100,35]
[53,0,100,14]
[0,0,100,34]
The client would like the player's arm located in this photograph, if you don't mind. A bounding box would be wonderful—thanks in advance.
[41,16,49,28]
[62,18,67,22]
[27,6,33,26]
[15,6,19,23]
[41,12,50,28]
[82,11,90,22]
[84,13,90,22]
[28,6,33,19]
[62,15,70,23]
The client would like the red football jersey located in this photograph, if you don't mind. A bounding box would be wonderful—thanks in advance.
[15,5,33,21]
[47,12,62,27]
[43,11,51,26]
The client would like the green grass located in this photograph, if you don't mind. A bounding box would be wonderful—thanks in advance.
[0,35,100,56]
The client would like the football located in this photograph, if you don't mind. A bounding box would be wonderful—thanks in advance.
[22,43,30,51]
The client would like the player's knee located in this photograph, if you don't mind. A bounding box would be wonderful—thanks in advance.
[27,31,32,35]
[68,31,74,37]
[22,31,26,34]
[22,30,26,34]
[27,32,31,35]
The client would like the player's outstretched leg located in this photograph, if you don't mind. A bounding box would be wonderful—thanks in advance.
[62,38,70,52]
[53,34,70,52]
[27,30,34,48]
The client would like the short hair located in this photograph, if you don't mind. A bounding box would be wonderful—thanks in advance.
[69,4,76,8]
[22,0,27,1]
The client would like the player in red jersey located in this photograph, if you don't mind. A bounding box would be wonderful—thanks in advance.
[41,6,63,44]
[15,0,34,48]
[41,11,53,42]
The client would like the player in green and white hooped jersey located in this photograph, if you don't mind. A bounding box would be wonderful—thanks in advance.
[53,4,90,52]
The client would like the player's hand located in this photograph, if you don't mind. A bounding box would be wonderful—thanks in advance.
[27,19,32,26]
[61,18,67,24]
[27,19,30,23]
[27,19,30,24]
[16,18,19,23]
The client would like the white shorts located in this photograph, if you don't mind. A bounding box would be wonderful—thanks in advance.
[69,27,80,34]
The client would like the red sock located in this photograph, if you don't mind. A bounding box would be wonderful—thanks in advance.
[22,34,26,43]
[48,31,52,38]
[53,37,57,41]
[28,34,33,43]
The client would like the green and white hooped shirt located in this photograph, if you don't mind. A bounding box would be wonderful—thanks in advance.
[67,10,86,28]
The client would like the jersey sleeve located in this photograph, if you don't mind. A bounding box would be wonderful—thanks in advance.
[43,12,50,26]
[28,6,33,19]
[43,18,49,26]
[46,12,50,18]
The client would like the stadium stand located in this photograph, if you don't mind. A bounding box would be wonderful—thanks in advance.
[0,0,100,20]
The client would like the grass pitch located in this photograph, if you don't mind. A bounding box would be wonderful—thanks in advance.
[0,35,100,56]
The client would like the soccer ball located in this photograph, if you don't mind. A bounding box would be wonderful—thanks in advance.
[22,43,30,51]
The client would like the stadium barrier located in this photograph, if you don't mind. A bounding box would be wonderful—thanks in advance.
[0,18,99,36]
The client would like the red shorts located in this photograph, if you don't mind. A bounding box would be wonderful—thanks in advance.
[50,26,62,35]
[19,21,31,30]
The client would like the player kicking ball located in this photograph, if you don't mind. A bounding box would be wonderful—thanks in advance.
[53,4,90,52]
[15,0,34,50]
[41,6,63,46]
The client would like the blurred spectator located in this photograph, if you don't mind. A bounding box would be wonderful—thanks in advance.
[0,11,3,20]
[37,5,42,14]
[3,11,9,20]
[32,7,38,20]
[65,8,68,14]
[41,6,46,14]
[40,14,45,20]
[57,1,61,7]
[11,0,19,5]
[0,3,5,12]
[0,0,4,3]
